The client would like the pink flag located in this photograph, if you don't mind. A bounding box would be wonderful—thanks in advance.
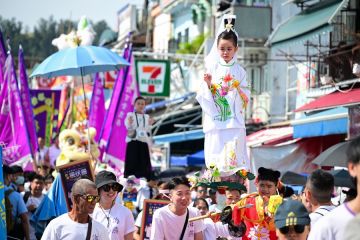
[98,46,129,158]
[104,48,139,171]
[19,46,38,156]
[0,54,32,167]
[89,73,105,142]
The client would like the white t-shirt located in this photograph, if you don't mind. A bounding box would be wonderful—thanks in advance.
[41,213,110,240]
[214,221,242,240]
[150,206,204,240]
[203,218,216,240]
[308,203,356,240]
[47,145,61,167]
[26,194,44,240]
[309,205,336,228]
[92,203,136,240]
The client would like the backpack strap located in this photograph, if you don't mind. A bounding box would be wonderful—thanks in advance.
[86,216,92,240]
[23,191,31,204]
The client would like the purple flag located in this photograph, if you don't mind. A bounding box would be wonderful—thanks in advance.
[19,46,38,156]
[89,73,105,142]
[29,89,61,145]
[104,49,139,171]
[98,46,129,157]
[0,54,32,167]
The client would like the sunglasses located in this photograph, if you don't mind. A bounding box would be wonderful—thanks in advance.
[279,225,305,234]
[101,184,121,192]
[78,194,100,204]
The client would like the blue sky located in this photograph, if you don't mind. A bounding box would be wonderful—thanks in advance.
[0,0,143,31]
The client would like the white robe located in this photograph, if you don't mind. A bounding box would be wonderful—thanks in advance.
[196,57,250,176]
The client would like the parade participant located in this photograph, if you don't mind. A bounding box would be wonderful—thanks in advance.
[303,169,335,227]
[274,200,311,240]
[124,96,153,179]
[150,177,204,240]
[230,167,282,240]
[36,137,48,166]
[135,174,158,212]
[23,174,45,240]
[196,14,250,177]
[122,176,138,213]
[41,178,109,240]
[44,136,61,169]
[308,136,360,240]
[134,181,170,240]
[3,165,30,240]
[193,198,217,240]
[92,170,135,240]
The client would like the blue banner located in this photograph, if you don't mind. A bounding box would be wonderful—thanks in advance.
[0,147,7,238]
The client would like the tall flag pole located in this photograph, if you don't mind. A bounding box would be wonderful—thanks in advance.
[0,150,7,239]
[18,46,39,160]
[89,73,105,142]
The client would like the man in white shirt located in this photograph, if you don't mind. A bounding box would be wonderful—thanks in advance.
[24,174,45,240]
[308,136,360,240]
[135,175,158,212]
[150,177,204,240]
[303,169,336,227]
[41,179,109,240]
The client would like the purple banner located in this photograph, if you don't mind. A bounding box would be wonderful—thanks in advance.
[105,52,139,171]
[89,73,105,142]
[98,46,129,158]
[19,47,38,155]
[0,54,32,166]
[29,89,61,146]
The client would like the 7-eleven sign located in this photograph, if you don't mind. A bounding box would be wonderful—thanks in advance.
[135,59,170,97]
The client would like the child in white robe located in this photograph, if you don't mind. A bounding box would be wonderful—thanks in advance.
[196,15,250,177]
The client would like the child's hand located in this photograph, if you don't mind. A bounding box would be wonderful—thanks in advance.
[128,116,134,125]
[203,73,212,87]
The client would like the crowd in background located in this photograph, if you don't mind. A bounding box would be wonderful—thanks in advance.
[3,135,360,240]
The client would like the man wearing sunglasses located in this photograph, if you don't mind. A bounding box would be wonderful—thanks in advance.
[274,200,311,240]
[41,179,109,240]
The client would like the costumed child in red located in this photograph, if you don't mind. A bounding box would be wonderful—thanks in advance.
[230,167,283,240]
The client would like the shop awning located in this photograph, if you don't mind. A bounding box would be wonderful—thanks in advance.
[145,92,196,112]
[292,107,348,138]
[171,150,205,167]
[267,0,349,46]
[247,127,294,147]
[295,88,360,112]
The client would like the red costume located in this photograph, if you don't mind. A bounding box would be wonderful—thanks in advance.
[232,193,282,240]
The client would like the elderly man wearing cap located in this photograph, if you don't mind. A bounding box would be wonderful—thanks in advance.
[274,200,311,240]
[92,170,136,240]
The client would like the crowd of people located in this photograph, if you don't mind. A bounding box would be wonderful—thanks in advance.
[2,134,360,240]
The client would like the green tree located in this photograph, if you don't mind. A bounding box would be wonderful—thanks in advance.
[92,20,109,45]
[176,34,206,54]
